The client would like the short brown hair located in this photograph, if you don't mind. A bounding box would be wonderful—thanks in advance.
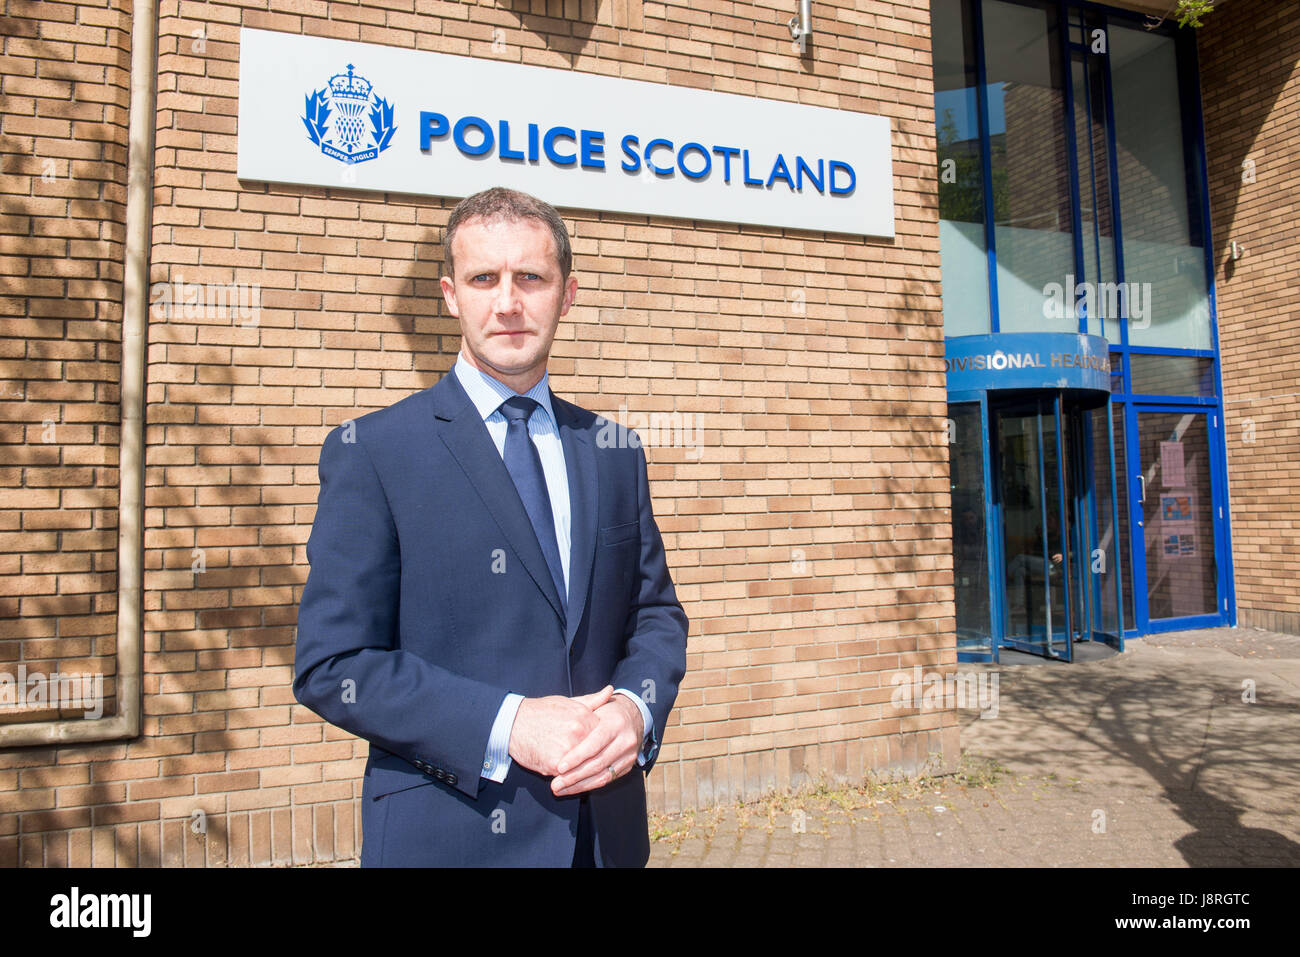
[442,187,572,280]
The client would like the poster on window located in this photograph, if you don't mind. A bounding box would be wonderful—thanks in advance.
[1159,492,1197,559]
[1161,441,1186,488]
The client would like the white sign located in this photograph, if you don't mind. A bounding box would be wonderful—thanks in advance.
[236,28,895,237]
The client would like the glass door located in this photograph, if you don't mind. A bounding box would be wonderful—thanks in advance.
[1065,405,1097,646]
[994,395,1073,660]
[1128,407,1228,631]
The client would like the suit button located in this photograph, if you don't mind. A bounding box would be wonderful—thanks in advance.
[447,774,458,786]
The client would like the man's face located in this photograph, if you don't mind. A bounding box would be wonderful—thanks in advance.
[440,215,577,393]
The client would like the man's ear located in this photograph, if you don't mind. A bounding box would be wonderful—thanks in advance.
[439,275,459,317]
[560,274,578,316]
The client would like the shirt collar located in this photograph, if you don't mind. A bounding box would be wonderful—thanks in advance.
[453,352,556,428]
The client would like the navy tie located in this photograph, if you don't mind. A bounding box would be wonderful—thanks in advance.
[499,396,567,617]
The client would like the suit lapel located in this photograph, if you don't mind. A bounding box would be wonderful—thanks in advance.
[430,373,567,627]
[554,394,598,650]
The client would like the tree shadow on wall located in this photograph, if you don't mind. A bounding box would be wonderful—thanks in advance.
[132,185,463,866]
[1196,8,1296,283]
[496,0,602,65]
[0,7,136,867]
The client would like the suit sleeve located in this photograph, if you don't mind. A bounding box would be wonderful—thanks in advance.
[293,425,507,799]
[608,442,689,773]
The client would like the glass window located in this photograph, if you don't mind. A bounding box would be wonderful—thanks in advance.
[932,0,992,337]
[1129,354,1216,396]
[1109,25,1212,350]
[949,403,992,655]
[1072,50,1121,342]
[981,0,1076,334]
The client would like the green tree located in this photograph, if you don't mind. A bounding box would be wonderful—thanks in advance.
[1156,1,1214,28]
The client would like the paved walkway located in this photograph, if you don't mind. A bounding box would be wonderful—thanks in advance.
[648,627,1300,867]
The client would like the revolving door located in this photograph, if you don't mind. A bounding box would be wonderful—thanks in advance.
[951,390,1126,662]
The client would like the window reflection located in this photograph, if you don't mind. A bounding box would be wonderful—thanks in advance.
[982,0,1075,334]
[932,0,992,336]
[1109,25,1212,349]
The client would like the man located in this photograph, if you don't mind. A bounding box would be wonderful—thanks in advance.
[293,187,689,867]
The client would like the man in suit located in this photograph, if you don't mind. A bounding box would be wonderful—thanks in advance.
[293,186,689,866]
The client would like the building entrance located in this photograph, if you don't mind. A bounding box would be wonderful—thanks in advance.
[950,387,1233,663]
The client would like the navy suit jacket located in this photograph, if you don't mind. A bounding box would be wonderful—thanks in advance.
[293,370,689,866]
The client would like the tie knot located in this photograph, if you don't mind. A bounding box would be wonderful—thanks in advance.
[499,395,539,425]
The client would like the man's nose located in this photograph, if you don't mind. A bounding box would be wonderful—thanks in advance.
[492,276,523,316]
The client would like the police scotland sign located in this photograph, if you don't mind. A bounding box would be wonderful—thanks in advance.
[236,28,895,238]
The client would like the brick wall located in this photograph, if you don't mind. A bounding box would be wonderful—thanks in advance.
[0,0,957,865]
[1199,0,1300,635]
[0,0,129,735]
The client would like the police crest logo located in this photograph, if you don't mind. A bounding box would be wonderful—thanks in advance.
[301,63,397,165]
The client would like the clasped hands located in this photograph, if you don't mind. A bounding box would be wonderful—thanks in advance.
[507,685,644,797]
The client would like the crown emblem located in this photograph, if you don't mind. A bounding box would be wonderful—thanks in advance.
[328,64,373,104]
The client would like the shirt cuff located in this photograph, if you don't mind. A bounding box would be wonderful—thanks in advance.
[613,688,656,767]
[482,692,523,783]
